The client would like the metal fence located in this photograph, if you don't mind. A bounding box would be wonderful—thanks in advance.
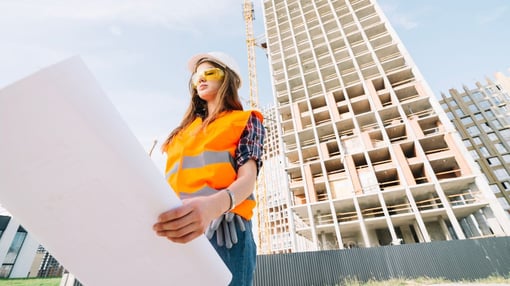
[254,237,510,286]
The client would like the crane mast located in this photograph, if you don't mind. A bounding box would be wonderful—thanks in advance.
[243,1,259,109]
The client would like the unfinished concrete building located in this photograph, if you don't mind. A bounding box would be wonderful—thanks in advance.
[439,72,510,218]
[260,0,510,251]
[257,107,293,254]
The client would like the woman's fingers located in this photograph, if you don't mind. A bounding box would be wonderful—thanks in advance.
[156,204,193,224]
[167,230,203,244]
[154,196,222,243]
[156,221,199,241]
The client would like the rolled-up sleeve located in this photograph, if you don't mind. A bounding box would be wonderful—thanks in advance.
[235,113,266,175]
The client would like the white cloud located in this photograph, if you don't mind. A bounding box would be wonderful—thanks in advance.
[476,6,509,25]
[0,0,240,30]
[109,25,123,36]
[379,3,419,30]
[391,14,418,30]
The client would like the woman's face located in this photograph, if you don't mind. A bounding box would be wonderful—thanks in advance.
[193,62,224,102]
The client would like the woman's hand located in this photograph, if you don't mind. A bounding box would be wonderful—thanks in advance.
[154,160,258,244]
[153,192,228,243]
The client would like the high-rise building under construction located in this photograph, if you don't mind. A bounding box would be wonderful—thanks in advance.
[439,72,510,217]
[259,0,510,252]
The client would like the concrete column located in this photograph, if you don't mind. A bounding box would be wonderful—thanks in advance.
[437,216,453,240]
[292,102,303,131]
[325,92,340,121]
[319,142,330,159]
[444,133,473,176]
[365,79,383,109]
[391,144,416,186]
[360,131,373,149]
[407,116,424,138]
[400,225,416,244]
[345,155,362,194]
[413,221,428,242]
[303,165,317,203]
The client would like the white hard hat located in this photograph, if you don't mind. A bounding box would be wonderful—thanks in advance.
[187,51,242,87]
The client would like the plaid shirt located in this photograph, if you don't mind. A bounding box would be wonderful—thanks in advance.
[235,113,265,174]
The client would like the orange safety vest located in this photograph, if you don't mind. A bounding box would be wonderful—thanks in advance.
[164,110,263,220]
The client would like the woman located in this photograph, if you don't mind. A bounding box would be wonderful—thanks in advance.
[153,51,265,286]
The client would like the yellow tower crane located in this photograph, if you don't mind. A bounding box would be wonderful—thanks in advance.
[243,1,270,253]
[243,1,259,109]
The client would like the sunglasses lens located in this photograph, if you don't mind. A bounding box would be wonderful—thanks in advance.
[192,68,224,87]
[204,70,216,76]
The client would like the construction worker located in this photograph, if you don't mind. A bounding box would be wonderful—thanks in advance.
[153,51,265,286]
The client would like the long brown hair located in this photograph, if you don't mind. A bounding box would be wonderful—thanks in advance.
[161,58,243,152]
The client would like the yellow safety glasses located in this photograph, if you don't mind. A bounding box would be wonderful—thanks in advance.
[192,68,225,87]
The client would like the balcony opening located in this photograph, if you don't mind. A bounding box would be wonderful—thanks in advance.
[360,197,384,219]
[414,192,443,211]
[379,92,392,106]
[402,97,434,119]
[351,99,372,115]
[376,228,392,246]
[290,186,305,206]
[430,158,462,180]
[321,135,338,153]
[379,106,402,127]
[345,83,365,99]
[336,207,358,223]
[314,182,329,202]
[400,142,416,159]
[386,124,407,143]
[368,147,391,166]
[410,163,429,184]
[372,77,385,91]
[368,130,385,149]
[358,113,378,132]
[332,89,346,103]
[388,68,415,89]
[361,204,384,219]
[336,118,355,137]
[419,135,450,155]
[353,153,368,169]
[418,115,443,136]
[386,197,412,216]
[376,168,400,190]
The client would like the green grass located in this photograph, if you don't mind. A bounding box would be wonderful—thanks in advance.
[342,274,510,285]
[0,278,60,286]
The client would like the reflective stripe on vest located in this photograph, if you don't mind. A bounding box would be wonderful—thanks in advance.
[165,150,236,180]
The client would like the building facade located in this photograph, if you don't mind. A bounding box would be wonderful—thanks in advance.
[439,72,510,217]
[0,214,40,278]
[256,106,291,254]
[260,0,510,252]
[0,206,64,279]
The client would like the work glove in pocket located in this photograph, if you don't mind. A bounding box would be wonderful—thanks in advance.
[205,212,246,249]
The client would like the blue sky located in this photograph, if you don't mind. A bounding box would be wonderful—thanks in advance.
[0,0,509,171]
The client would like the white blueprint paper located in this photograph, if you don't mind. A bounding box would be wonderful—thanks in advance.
[0,57,231,286]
